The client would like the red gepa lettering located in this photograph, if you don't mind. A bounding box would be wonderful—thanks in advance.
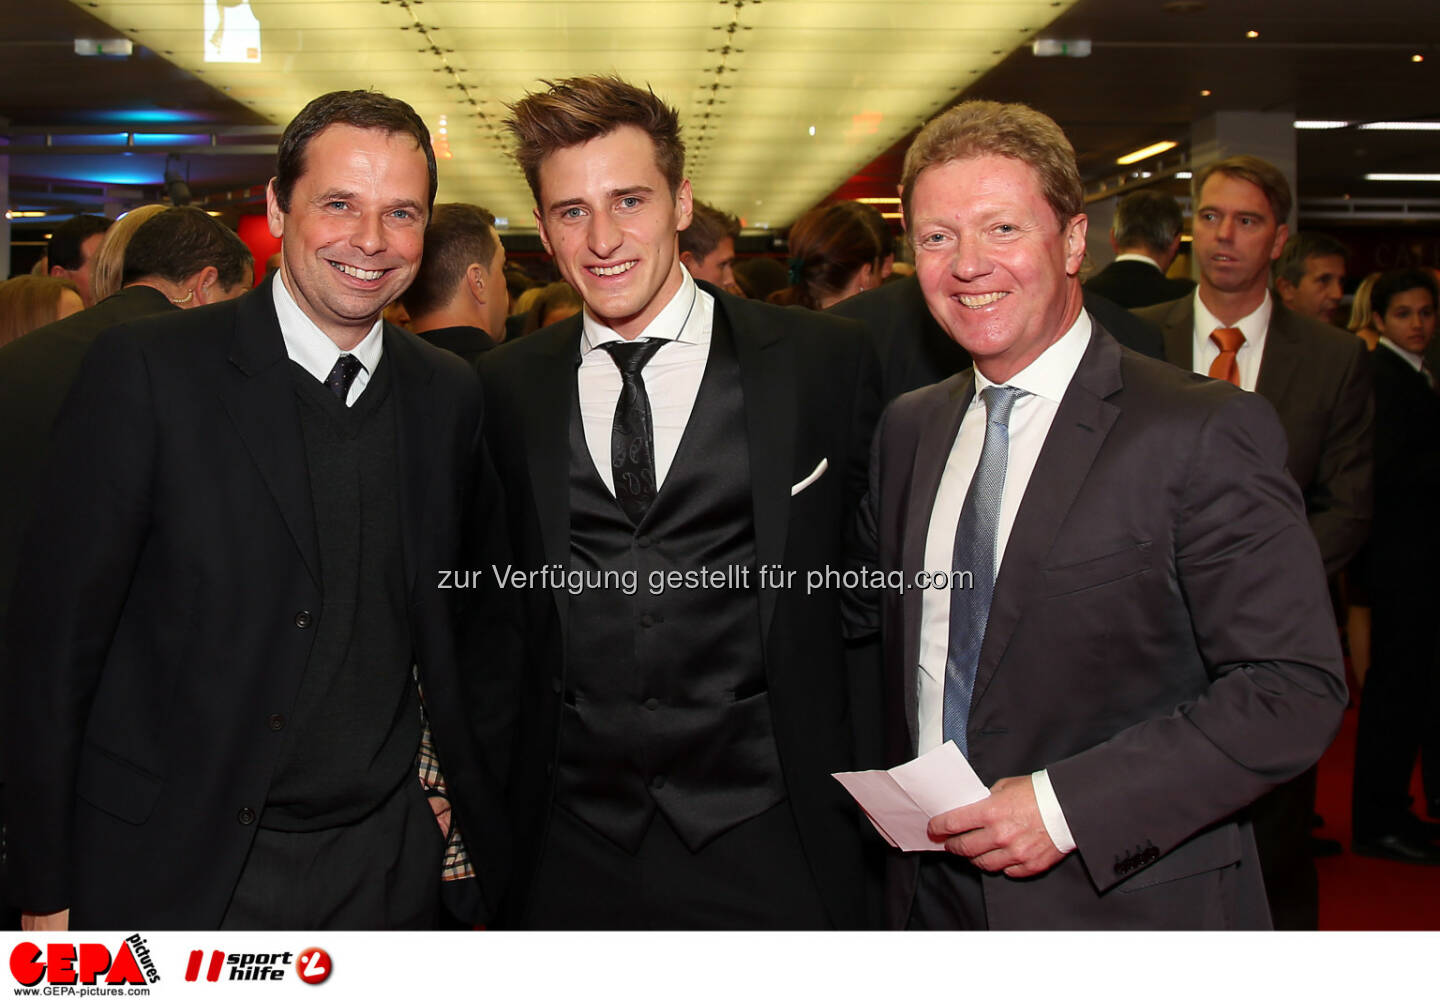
[9,941,146,987]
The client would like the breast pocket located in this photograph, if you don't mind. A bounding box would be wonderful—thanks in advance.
[1040,542,1151,599]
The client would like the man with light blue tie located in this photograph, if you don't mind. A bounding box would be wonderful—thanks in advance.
[851,100,1346,929]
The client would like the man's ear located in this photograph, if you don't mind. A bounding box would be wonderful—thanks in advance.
[465,262,487,303]
[675,178,694,232]
[265,178,285,240]
[189,266,221,307]
[533,206,553,256]
[1064,213,1089,276]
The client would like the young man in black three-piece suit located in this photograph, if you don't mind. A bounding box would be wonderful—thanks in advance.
[476,76,881,929]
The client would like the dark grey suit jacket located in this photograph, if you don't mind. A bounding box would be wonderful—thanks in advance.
[1134,294,1373,576]
[857,324,1346,928]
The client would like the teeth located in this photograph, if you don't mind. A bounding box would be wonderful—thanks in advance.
[330,261,384,280]
[958,291,1007,308]
[591,261,636,277]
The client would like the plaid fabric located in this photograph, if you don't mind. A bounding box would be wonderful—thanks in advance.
[416,677,474,883]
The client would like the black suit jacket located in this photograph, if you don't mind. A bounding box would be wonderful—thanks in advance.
[1135,295,1373,575]
[856,325,1346,928]
[1084,258,1195,308]
[0,286,177,638]
[2,277,512,928]
[475,284,881,927]
[828,274,1164,402]
[1358,345,1440,592]
[417,324,496,366]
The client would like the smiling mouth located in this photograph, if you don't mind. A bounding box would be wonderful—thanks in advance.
[957,291,1008,308]
[589,261,636,277]
[329,261,385,281]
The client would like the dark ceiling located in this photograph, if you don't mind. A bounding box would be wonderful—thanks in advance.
[3,0,1440,226]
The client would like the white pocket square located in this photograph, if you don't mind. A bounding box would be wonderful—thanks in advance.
[790,457,829,496]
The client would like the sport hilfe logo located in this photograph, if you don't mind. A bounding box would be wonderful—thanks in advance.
[185,950,291,982]
[9,935,160,987]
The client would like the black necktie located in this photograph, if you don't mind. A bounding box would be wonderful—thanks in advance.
[324,354,364,402]
[598,339,666,524]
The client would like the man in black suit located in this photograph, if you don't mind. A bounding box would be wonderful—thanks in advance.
[3,91,506,930]
[45,214,112,308]
[830,272,1164,402]
[1083,188,1194,308]
[1272,231,1349,327]
[401,202,508,364]
[0,207,252,928]
[478,75,879,928]
[852,99,1344,930]
[1350,268,1440,864]
[1135,154,1372,928]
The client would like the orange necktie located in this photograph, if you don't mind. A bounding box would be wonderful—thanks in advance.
[1208,327,1245,386]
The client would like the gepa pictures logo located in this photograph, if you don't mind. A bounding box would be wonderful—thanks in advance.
[9,934,160,987]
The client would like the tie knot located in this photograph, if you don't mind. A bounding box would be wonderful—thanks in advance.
[1210,326,1245,353]
[980,384,1026,426]
[599,338,665,377]
[324,354,365,401]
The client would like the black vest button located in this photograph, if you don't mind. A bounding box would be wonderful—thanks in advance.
[294,610,313,629]
[636,534,652,548]
[640,612,655,628]
[644,698,659,710]
[237,807,256,825]
[651,774,666,789]
[267,714,285,731]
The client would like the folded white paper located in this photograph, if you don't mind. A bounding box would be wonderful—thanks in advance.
[832,741,991,852]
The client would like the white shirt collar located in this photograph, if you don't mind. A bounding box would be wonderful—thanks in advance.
[974,308,1093,404]
[1113,252,1163,271]
[271,272,385,384]
[1379,336,1426,372]
[1194,286,1272,347]
[581,267,710,354]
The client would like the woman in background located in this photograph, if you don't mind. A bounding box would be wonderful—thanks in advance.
[89,203,168,304]
[768,202,882,310]
[0,275,83,347]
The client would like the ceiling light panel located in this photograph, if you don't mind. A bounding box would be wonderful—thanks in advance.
[79,0,1078,230]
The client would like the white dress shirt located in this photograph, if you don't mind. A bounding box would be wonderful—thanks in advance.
[578,268,714,494]
[1191,288,1272,392]
[917,310,1093,854]
[1379,336,1426,374]
[1112,252,1163,271]
[272,274,384,406]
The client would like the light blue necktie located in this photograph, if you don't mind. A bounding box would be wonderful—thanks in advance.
[942,384,1026,757]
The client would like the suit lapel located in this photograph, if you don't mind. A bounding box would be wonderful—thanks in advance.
[902,372,974,749]
[221,277,321,586]
[520,319,583,630]
[384,326,438,593]
[729,296,796,641]
[1255,303,1301,412]
[1160,297,1195,369]
[969,330,1122,714]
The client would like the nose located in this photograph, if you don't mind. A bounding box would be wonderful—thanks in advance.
[948,234,991,281]
[353,212,386,256]
[1214,215,1236,242]
[588,210,622,258]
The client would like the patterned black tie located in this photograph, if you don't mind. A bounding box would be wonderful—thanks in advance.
[324,354,364,402]
[599,339,666,524]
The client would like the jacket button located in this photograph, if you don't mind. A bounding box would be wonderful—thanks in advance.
[551,677,563,694]
[267,714,285,731]
[651,774,666,789]
[644,698,659,711]
[636,535,652,548]
[640,613,655,628]
[294,610,313,629]
[237,807,256,825]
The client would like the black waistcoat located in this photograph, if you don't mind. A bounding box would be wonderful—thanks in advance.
[559,311,784,853]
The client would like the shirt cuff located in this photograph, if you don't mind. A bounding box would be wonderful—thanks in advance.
[1031,769,1077,854]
